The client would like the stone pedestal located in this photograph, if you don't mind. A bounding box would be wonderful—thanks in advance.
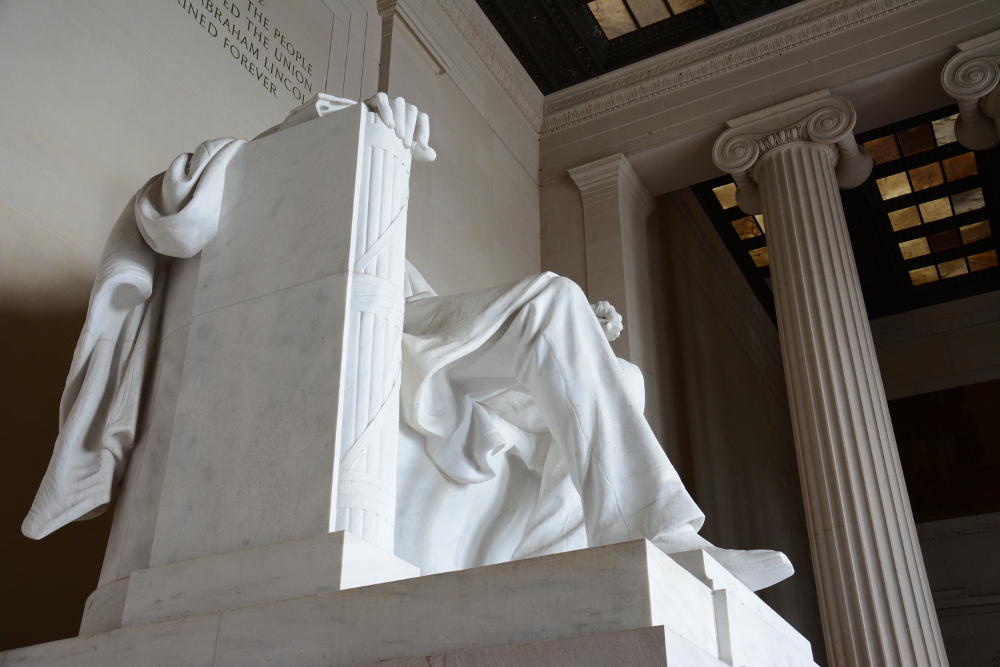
[713,90,948,666]
[1,540,819,667]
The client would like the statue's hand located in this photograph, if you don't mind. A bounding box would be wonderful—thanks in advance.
[591,301,624,342]
[367,92,437,162]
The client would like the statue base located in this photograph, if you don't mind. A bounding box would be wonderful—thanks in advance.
[1,539,818,666]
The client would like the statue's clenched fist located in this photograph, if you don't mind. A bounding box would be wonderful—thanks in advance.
[366,92,436,163]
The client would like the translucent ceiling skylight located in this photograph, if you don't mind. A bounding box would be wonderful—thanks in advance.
[587,0,706,40]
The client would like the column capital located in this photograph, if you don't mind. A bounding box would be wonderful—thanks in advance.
[712,90,872,213]
[568,153,653,216]
[942,30,1000,150]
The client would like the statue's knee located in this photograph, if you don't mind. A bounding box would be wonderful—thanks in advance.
[545,275,588,308]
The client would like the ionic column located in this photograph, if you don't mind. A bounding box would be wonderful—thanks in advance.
[713,91,948,667]
[942,29,1000,150]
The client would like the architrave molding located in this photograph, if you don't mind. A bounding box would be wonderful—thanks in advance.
[541,0,921,136]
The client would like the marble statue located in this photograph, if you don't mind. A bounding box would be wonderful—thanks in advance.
[23,93,794,593]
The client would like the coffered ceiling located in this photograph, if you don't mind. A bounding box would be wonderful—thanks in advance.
[474,0,804,94]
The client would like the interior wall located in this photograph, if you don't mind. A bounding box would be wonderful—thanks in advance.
[916,512,1000,666]
[379,0,543,295]
[871,294,1000,667]
[872,290,1000,400]
[655,188,826,659]
[0,0,380,651]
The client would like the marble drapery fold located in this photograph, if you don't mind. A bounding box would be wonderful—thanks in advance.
[22,138,245,540]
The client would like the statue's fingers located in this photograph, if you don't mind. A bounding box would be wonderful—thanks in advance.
[393,96,407,140]
[404,104,418,148]
[416,112,430,148]
[373,92,394,129]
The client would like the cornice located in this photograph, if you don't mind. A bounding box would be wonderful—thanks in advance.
[434,0,544,131]
[541,0,921,136]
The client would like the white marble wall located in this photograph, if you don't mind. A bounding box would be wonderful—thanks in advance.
[378,0,543,295]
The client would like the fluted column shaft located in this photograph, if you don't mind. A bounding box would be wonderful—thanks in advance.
[714,91,948,666]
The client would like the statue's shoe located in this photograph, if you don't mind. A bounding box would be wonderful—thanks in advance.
[701,547,794,591]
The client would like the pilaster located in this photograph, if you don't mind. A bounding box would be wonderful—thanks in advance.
[568,153,654,359]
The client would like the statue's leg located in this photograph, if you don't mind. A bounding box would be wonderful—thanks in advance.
[492,275,792,590]
[490,276,707,551]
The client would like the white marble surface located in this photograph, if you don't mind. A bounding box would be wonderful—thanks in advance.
[193,107,363,316]
[349,626,725,666]
[151,270,351,566]
[125,531,418,628]
[671,549,815,666]
[1,541,816,667]
[78,577,129,638]
[713,91,948,666]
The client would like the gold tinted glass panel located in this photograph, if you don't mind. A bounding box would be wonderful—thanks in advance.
[897,124,935,155]
[898,237,931,259]
[712,182,738,209]
[888,206,921,231]
[969,249,999,271]
[931,114,958,146]
[732,216,761,239]
[908,163,944,191]
[951,188,985,215]
[666,0,705,13]
[960,220,992,244]
[626,0,670,25]
[938,258,969,279]
[877,173,911,199]
[942,152,977,182]
[588,0,638,38]
[864,135,900,165]
[919,197,952,223]
[749,246,769,267]
[909,266,939,285]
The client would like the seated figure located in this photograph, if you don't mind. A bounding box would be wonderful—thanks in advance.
[22,94,793,592]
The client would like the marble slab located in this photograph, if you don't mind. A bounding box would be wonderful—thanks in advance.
[1,541,817,667]
[78,577,129,638]
[349,625,727,666]
[210,539,717,666]
[124,531,419,628]
[671,549,818,667]
[149,108,368,567]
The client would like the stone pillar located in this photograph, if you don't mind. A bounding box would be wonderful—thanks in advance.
[942,29,1000,150]
[713,90,948,667]
[568,153,654,359]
